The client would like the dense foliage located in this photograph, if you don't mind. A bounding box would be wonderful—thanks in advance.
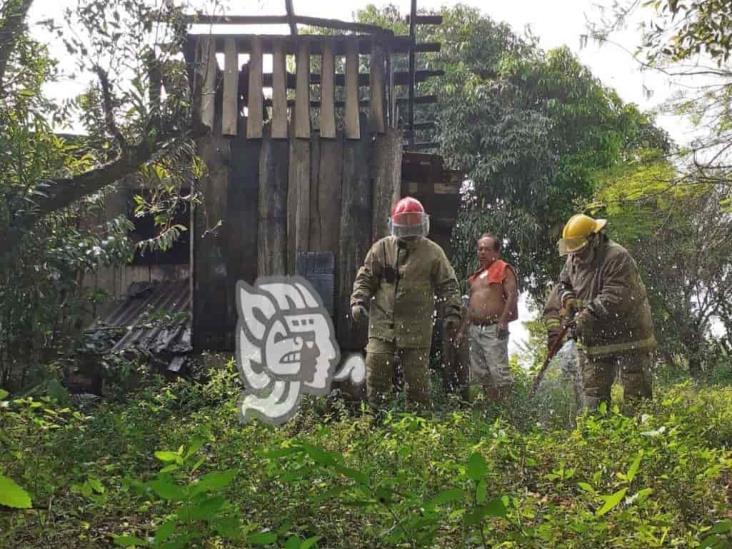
[587,0,732,375]
[0,361,730,548]
[0,0,197,390]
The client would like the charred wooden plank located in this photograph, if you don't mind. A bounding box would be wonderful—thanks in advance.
[310,134,343,253]
[246,37,263,138]
[319,41,336,138]
[197,36,217,131]
[337,115,371,350]
[257,127,289,275]
[344,40,360,139]
[222,39,239,136]
[371,128,402,240]
[271,40,288,138]
[294,41,310,139]
[287,136,310,272]
[369,43,386,133]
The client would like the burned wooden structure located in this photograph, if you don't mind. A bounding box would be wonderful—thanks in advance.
[401,151,463,255]
[182,13,445,354]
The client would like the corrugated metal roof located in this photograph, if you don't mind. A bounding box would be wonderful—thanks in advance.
[88,280,192,369]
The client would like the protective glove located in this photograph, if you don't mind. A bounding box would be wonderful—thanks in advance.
[560,289,578,319]
[573,310,590,339]
[351,303,369,324]
[443,315,461,337]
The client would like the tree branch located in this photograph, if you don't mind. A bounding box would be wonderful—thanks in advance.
[93,64,127,148]
[0,0,34,92]
[1,128,202,258]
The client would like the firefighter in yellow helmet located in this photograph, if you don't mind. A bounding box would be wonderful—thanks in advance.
[543,214,657,411]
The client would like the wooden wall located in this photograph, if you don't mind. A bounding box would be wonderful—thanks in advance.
[190,32,403,353]
[193,124,402,352]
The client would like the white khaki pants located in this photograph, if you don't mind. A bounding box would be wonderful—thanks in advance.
[468,324,513,389]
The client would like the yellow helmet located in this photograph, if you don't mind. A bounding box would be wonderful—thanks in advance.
[557,214,607,256]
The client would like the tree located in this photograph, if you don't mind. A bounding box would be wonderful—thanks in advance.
[0,0,197,256]
[0,0,198,389]
[587,0,732,375]
[590,0,732,189]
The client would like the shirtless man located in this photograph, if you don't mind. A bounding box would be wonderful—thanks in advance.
[456,233,519,401]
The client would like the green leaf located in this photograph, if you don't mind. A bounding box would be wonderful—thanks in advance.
[191,470,236,495]
[303,444,339,466]
[577,482,595,493]
[427,488,465,507]
[154,518,177,544]
[626,451,643,483]
[466,452,487,481]
[213,516,242,540]
[301,536,321,549]
[112,535,147,547]
[154,451,181,463]
[184,438,206,460]
[595,488,627,517]
[188,495,225,521]
[707,520,731,535]
[333,465,368,486]
[484,497,508,517]
[148,477,185,501]
[476,480,487,504]
[0,389,8,400]
[263,446,305,459]
[284,536,300,549]
[464,498,507,525]
[0,474,32,509]
[88,477,105,494]
[247,531,278,545]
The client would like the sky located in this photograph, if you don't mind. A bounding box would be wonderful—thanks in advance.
[26,0,695,357]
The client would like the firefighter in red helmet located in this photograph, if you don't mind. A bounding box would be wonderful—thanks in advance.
[350,197,462,408]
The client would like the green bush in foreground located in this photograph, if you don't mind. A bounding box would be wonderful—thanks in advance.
[0,363,730,548]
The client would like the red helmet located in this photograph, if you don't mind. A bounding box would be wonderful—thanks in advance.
[390,197,429,238]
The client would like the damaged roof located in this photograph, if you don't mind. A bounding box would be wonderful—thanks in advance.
[89,280,192,372]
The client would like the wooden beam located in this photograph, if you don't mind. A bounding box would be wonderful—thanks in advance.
[285,0,298,35]
[246,37,263,138]
[222,39,239,136]
[408,0,416,147]
[319,42,336,138]
[185,34,439,55]
[260,94,437,109]
[344,40,360,139]
[185,14,394,36]
[294,41,310,138]
[271,40,288,138]
[404,141,439,150]
[368,43,386,133]
[406,14,444,25]
[236,69,443,92]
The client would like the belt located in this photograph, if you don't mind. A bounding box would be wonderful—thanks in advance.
[471,319,498,327]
